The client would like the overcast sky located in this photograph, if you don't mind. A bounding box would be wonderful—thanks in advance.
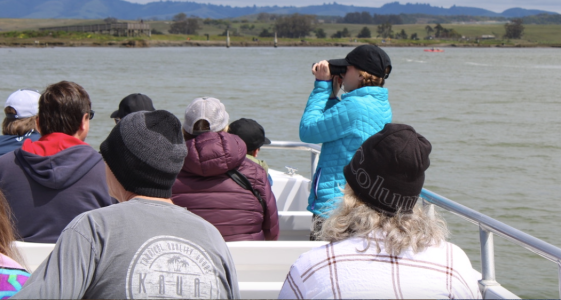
[123,0,561,14]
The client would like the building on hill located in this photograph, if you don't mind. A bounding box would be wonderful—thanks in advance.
[39,23,151,37]
[480,34,496,39]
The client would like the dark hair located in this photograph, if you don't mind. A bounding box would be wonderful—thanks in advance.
[183,119,210,141]
[38,81,91,136]
[2,107,37,136]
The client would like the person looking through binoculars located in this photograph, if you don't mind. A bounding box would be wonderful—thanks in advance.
[299,45,394,239]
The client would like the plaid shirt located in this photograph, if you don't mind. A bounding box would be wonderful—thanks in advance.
[279,236,481,299]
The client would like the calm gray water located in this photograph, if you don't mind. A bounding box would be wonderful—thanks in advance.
[1,46,560,298]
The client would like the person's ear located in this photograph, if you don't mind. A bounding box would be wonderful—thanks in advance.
[80,113,89,130]
[35,117,41,134]
[73,113,90,141]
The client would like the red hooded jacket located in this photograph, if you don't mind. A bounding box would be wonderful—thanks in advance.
[172,131,279,241]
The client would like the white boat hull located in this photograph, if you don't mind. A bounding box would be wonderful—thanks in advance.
[269,169,313,240]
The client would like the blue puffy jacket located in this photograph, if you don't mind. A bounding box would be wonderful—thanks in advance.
[299,80,392,217]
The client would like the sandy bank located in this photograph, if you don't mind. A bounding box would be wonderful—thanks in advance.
[1,39,558,48]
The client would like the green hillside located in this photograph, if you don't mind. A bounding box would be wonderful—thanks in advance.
[1,18,560,47]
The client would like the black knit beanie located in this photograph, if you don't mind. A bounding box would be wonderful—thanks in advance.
[343,123,431,215]
[100,110,188,198]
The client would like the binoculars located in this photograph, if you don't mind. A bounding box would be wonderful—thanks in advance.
[312,63,347,76]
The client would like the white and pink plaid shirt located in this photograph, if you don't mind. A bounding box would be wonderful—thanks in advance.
[279,236,482,299]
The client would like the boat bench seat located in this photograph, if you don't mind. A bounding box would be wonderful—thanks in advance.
[13,241,519,299]
[14,240,328,299]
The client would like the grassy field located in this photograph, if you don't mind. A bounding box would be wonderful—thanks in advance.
[0,18,102,32]
[392,23,561,44]
[1,18,560,47]
[522,24,561,43]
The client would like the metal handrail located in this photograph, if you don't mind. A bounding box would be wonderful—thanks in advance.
[421,189,561,263]
[262,141,321,154]
[262,141,321,176]
[263,140,561,298]
[421,188,561,297]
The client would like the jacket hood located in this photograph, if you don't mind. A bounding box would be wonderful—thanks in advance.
[15,145,103,190]
[182,131,247,177]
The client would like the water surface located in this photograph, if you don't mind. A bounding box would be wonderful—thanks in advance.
[1,46,560,298]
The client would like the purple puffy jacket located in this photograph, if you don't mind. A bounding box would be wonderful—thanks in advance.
[172,131,279,241]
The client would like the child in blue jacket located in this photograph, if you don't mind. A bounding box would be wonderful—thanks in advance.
[300,45,393,237]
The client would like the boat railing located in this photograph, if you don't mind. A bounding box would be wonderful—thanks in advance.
[264,140,561,298]
[261,141,321,176]
[421,189,561,298]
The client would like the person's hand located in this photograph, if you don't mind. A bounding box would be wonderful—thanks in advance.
[330,76,342,98]
[312,60,332,81]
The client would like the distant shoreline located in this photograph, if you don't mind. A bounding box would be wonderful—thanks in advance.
[1,40,559,48]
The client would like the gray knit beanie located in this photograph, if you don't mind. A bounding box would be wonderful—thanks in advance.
[100,110,188,198]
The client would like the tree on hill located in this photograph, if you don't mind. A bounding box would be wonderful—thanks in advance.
[360,11,373,24]
[445,28,462,38]
[240,23,255,33]
[343,11,373,24]
[343,12,360,24]
[372,14,403,25]
[396,29,407,39]
[340,13,403,25]
[425,25,434,37]
[173,13,187,23]
[315,28,326,38]
[504,18,524,39]
[275,14,316,38]
[357,27,371,38]
[434,23,444,38]
[376,22,393,38]
[257,13,278,22]
[169,13,201,34]
[440,28,462,39]
[258,28,274,37]
[331,27,351,38]
[429,24,461,39]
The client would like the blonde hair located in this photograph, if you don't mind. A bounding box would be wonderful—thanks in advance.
[317,185,448,256]
[0,190,25,268]
[182,120,229,141]
[358,67,391,88]
[2,107,37,136]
